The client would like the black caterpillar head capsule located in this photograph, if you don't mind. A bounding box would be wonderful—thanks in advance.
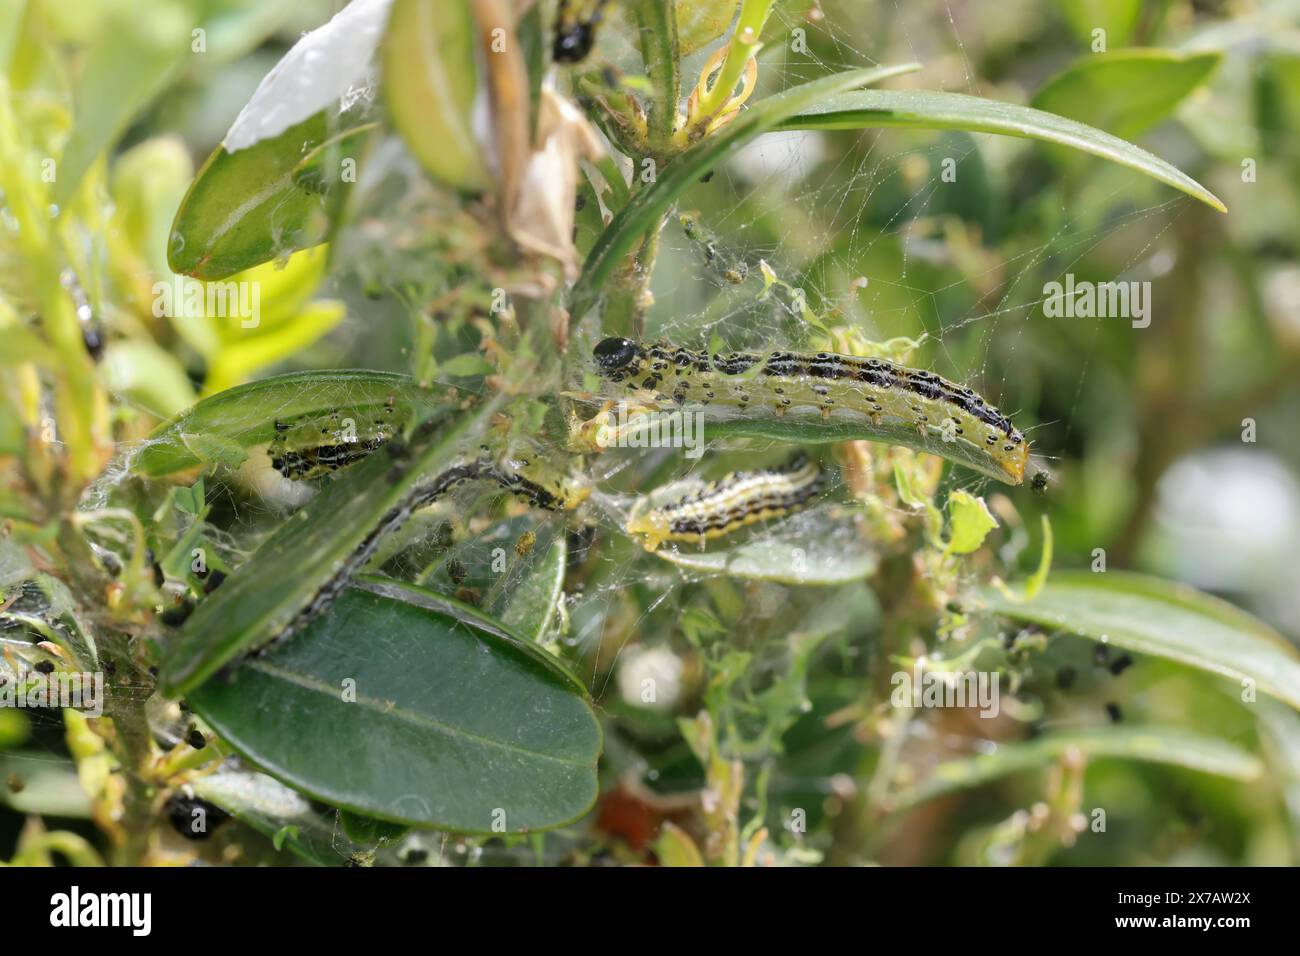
[593,337,638,375]
[553,0,606,63]
[553,21,594,63]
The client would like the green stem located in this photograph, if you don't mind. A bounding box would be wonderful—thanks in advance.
[597,210,665,340]
[693,0,775,124]
[635,0,680,157]
[100,649,158,866]
[13,830,106,867]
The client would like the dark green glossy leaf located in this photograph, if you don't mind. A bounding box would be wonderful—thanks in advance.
[978,571,1300,709]
[190,579,601,832]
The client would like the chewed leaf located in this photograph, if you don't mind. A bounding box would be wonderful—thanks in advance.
[977,571,1300,710]
[189,581,601,833]
[292,123,377,196]
[134,370,450,477]
[647,506,879,585]
[489,527,567,642]
[780,89,1226,212]
[893,726,1264,811]
[946,490,998,555]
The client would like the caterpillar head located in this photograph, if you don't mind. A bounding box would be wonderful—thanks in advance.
[997,430,1031,484]
[625,507,671,553]
[593,337,641,379]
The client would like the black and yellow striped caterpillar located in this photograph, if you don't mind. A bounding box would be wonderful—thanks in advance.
[268,406,400,481]
[590,338,1031,484]
[626,452,825,551]
[261,443,588,651]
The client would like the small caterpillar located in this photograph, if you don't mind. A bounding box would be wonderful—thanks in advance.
[591,338,1031,484]
[269,405,400,481]
[627,452,825,552]
[253,443,588,655]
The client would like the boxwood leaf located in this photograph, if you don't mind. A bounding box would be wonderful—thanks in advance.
[692,412,1023,485]
[978,571,1300,710]
[189,579,601,833]
[169,112,370,280]
[417,515,568,642]
[780,88,1226,212]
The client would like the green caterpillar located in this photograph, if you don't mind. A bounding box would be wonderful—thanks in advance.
[259,441,589,651]
[267,406,401,481]
[589,338,1032,485]
[627,452,825,551]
